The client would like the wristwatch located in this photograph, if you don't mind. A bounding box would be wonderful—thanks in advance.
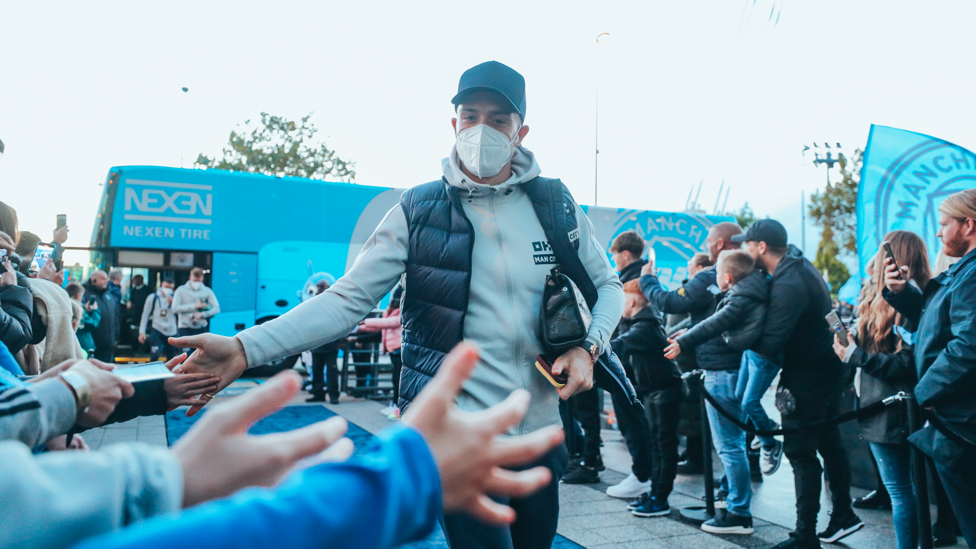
[59,370,92,414]
[586,343,600,364]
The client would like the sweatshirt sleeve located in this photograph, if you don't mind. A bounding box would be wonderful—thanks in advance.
[75,426,441,549]
[200,288,220,320]
[575,204,624,354]
[170,288,197,315]
[0,441,183,549]
[0,379,77,447]
[361,316,402,331]
[139,295,154,335]
[237,205,408,368]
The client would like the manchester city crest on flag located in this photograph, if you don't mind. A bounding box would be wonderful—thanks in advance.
[857,125,976,277]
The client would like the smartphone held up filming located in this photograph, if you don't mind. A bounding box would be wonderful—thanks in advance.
[825,311,850,347]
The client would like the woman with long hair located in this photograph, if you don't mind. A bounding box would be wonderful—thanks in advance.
[833,230,930,549]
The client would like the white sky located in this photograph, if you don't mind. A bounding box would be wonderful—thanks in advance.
[3,0,976,264]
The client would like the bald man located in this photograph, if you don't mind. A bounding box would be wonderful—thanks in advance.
[639,221,755,535]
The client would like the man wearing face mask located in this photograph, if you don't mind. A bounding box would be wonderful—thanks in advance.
[171,60,624,549]
[172,268,220,354]
[139,278,179,361]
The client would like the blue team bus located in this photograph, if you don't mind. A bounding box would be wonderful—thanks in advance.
[90,165,730,365]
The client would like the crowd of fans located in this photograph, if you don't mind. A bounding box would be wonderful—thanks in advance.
[556,189,976,549]
[0,196,567,549]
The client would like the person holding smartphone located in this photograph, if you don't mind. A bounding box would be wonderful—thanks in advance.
[882,189,976,548]
[833,231,929,549]
[0,201,35,355]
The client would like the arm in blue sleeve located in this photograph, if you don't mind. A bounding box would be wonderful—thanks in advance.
[76,426,442,549]
[639,273,714,316]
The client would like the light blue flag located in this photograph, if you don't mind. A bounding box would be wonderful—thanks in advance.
[857,125,976,277]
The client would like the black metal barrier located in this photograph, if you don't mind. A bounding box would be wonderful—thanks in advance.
[681,370,912,528]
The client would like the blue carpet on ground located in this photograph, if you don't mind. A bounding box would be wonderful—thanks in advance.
[165,405,584,548]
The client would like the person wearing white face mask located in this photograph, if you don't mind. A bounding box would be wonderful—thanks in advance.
[170,61,624,549]
[139,278,180,361]
[172,268,219,354]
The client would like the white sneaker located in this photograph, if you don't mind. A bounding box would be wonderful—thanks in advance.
[606,473,652,499]
[760,439,784,476]
[379,404,396,416]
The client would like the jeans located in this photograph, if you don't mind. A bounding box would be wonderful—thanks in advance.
[442,445,568,549]
[177,326,208,356]
[612,388,654,482]
[645,384,683,501]
[934,459,976,548]
[148,329,179,362]
[734,351,781,449]
[703,369,752,517]
[868,442,917,549]
[781,387,853,541]
[92,346,114,364]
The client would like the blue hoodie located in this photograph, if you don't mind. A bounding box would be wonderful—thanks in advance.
[74,426,441,549]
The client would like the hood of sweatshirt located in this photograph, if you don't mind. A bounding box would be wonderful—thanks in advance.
[441,143,542,199]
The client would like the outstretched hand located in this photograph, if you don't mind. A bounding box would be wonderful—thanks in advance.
[168,333,249,416]
[162,353,220,409]
[173,370,350,508]
[402,343,564,526]
[663,339,681,360]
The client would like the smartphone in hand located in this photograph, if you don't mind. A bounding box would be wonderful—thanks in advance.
[883,241,902,279]
[535,355,568,388]
[826,311,850,347]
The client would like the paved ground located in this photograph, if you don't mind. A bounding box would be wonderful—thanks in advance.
[83,381,948,548]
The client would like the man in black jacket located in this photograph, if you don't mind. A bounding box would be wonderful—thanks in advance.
[0,256,33,355]
[740,220,859,549]
[882,190,976,548]
[641,221,754,535]
[84,270,120,364]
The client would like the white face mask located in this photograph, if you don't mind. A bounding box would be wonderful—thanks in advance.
[160,287,174,297]
[455,124,520,179]
[189,281,202,290]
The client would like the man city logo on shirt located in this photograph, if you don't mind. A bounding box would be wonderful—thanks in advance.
[533,241,557,265]
[858,125,976,276]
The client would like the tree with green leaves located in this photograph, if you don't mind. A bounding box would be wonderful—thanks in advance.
[196,112,356,182]
[809,149,860,255]
[731,202,757,229]
[809,149,861,292]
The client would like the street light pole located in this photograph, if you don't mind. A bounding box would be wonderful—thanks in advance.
[180,87,189,168]
[801,142,844,256]
[595,33,609,206]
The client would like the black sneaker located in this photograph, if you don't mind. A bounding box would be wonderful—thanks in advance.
[851,489,891,510]
[561,463,600,484]
[701,509,754,535]
[676,460,704,474]
[631,496,670,517]
[627,492,654,511]
[817,512,864,543]
[306,394,325,402]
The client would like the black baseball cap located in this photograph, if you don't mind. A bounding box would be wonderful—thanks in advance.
[451,61,526,122]
[731,219,788,248]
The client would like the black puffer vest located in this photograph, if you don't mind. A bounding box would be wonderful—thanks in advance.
[397,176,596,409]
